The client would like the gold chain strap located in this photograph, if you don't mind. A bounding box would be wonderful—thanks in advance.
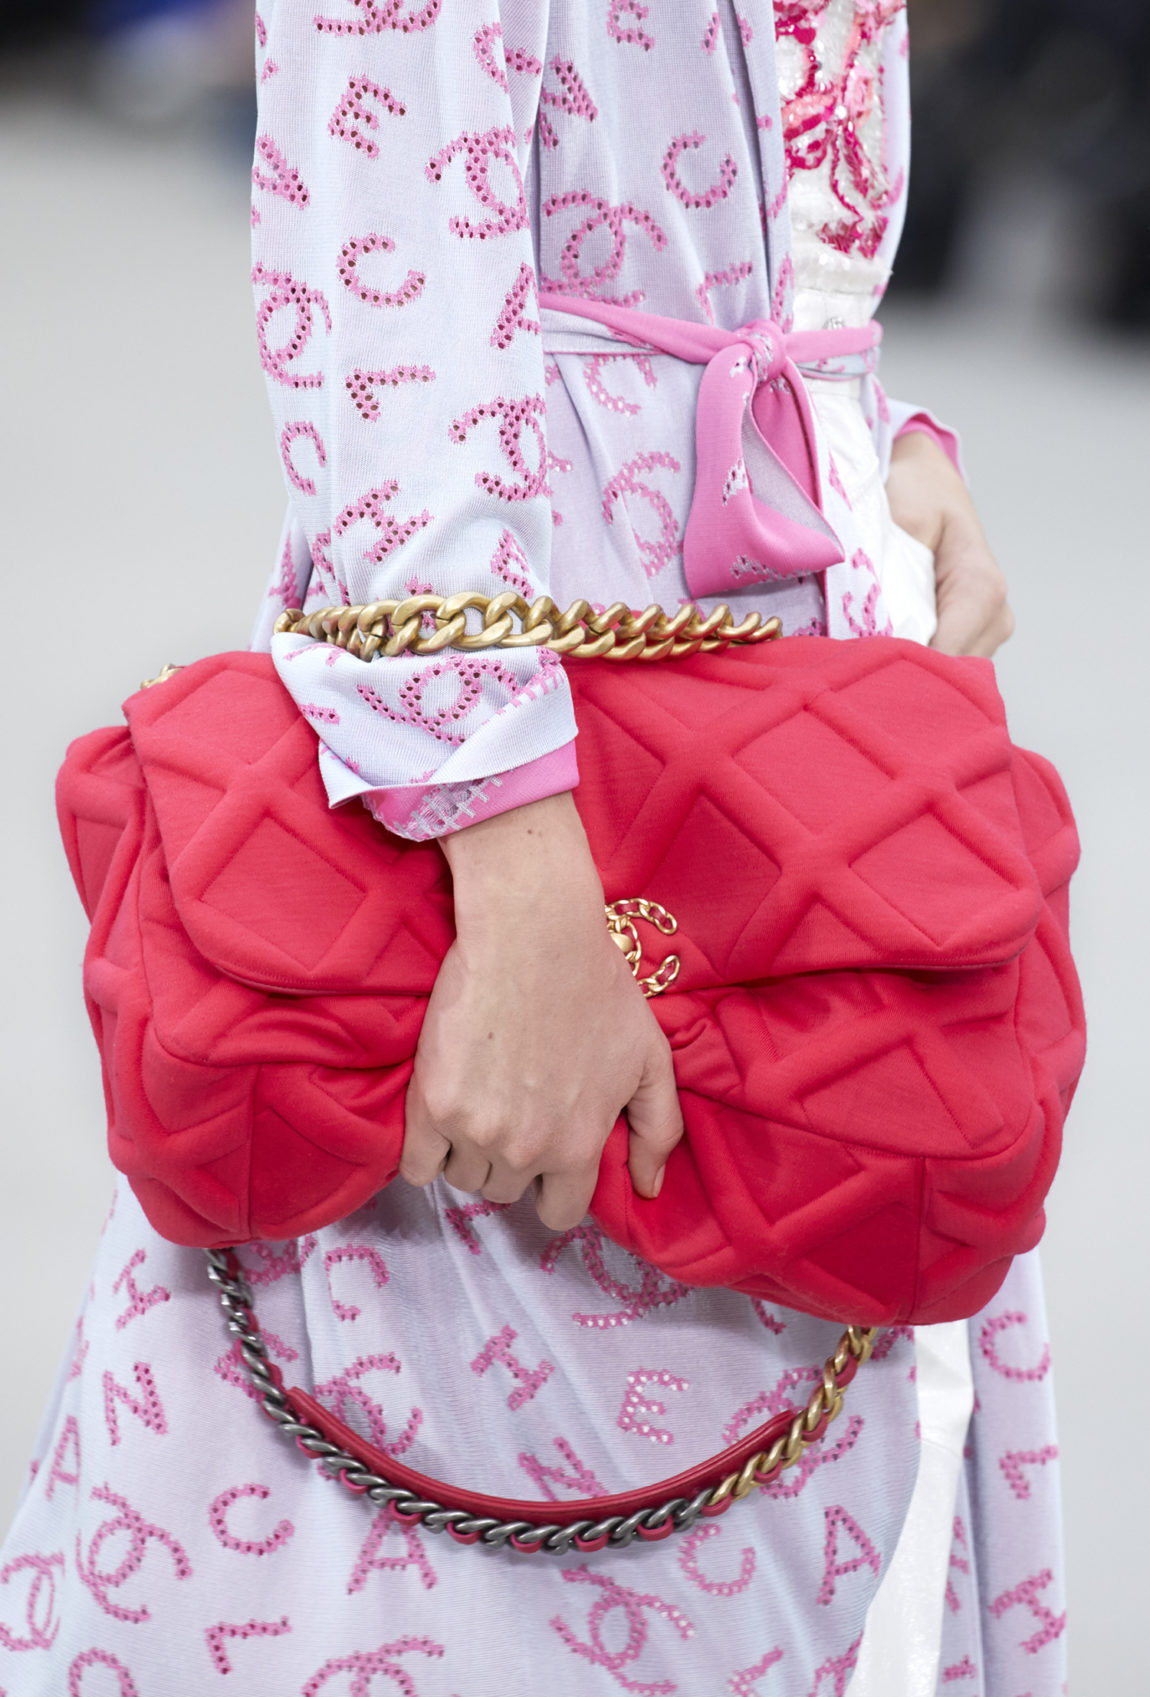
[274,592,781,663]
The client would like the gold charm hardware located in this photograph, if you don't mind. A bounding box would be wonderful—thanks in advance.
[140,663,183,689]
[605,899,681,998]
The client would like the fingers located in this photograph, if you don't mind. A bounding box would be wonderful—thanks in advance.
[932,575,1014,658]
[403,1074,575,1211]
[399,1104,451,1188]
[403,1098,527,1200]
[404,930,681,1226]
[535,1163,600,1233]
[932,586,991,657]
[442,1148,493,1194]
[887,429,1014,661]
[931,524,1014,660]
[625,1030,684,1201]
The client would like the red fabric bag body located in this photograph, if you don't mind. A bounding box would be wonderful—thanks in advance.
[56,638,1084,1326]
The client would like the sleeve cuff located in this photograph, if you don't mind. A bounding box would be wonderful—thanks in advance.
[891,407,965,479]
[362,741,580,841]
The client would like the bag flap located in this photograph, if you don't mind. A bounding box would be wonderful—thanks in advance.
[56,726,146,922]
[124,642,1046,997]
[124,654,454,995]
[568,639,1045,986]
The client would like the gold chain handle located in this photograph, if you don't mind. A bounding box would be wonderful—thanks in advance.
[274,592,781,663]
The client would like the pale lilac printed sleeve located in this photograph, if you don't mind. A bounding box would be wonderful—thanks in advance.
[251,0,577,839]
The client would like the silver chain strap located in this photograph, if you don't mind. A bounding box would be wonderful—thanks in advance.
[206,1249,716,1553]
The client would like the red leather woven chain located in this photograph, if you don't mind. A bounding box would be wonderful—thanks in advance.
[206,1248,877,1556]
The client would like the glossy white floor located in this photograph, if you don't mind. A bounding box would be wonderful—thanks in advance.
[2,89,1147,1689]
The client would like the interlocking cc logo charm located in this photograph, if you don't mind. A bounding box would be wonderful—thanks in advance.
[604,899,680,998]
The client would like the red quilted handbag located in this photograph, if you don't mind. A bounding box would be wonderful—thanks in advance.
[56,634,1084,1327]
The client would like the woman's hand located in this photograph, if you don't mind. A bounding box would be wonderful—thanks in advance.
[401,792,684,1231]
[886,429,1015,658]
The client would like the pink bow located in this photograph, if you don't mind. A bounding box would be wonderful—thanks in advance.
[539,292,881,597]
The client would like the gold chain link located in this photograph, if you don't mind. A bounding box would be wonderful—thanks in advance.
[605,899,681,998]
[708,1326,878,1504]
[274,593,781,664]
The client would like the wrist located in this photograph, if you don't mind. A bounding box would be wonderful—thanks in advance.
[887,431,968,552]
[889,428,963,499]
[440,792,604,939]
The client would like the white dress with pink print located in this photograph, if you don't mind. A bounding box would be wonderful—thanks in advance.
[0,6,1068,1696]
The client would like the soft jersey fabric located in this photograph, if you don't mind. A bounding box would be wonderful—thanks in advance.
[249,0,940,838]
[0,5,1069,1695]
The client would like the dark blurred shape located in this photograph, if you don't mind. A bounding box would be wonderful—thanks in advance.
[0,0,254,144]
[90,0,218,27]
[0,0,88,49]
[900,0,1150,328]
[0,0,218,39]
[88,0,254,129]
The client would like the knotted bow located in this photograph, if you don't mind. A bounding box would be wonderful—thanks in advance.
[539,292,881,598]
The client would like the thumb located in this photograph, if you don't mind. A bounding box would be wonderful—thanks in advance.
[930,526,1013,658]
[625,1031,684,1201]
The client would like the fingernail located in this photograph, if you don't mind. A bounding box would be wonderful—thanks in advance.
[652,1164,666,1199]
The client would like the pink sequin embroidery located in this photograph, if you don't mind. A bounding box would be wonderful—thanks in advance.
[607,0,654,53]
[347,364,436,423]
[427,126,530,241]
[0,1551,65,1651]
[206,1617,291,1676]
[209,1484,295,1558]
[68,1649,140,1697]
[470,1326,554,1411]
[101,1364,167,1448]
[517,1437,607,1500]
[338,233,425,308]
[314,0,441,37]
[602,450,683,576]
[252,134,310,207]
[328,75,406,156]
[662,132,738,210]
[617,1369,688,1445]
[551,1566,694,1695]
[774,0,905,259]
[75,1485,192,1624]
[987,1570,1066,1655]
[541,190,668,305]
[678,1525,756,1596]
[729,1648,785,1695]
[348,1506,437,1594]
[303,1636,445,1697]
[979,1312,1052,1383]
[816,1505,881,1605]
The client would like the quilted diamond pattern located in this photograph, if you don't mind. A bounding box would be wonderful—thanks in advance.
[54,640,1085,1325]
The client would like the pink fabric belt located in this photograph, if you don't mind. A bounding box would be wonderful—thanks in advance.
[538,292,882,599]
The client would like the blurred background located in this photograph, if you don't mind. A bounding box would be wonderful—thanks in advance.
[0,0,1147,1687]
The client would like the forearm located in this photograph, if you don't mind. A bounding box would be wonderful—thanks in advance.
[440,792,602,927]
